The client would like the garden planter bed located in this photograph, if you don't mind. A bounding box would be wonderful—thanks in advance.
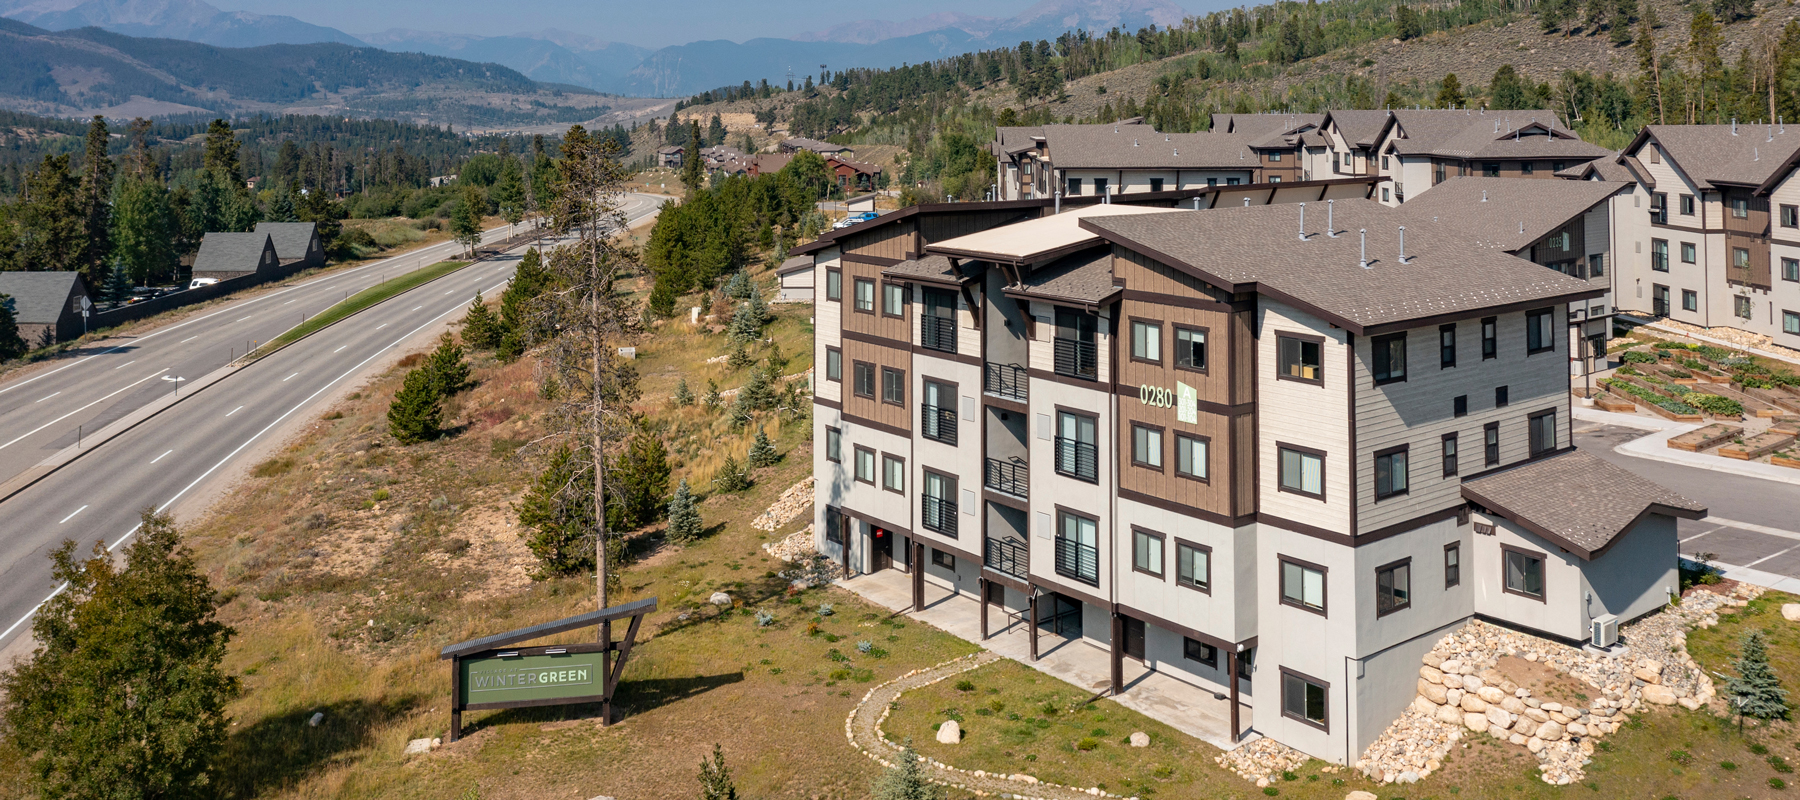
[1603,378,1705,421]
[1772,454,1800,470]
[1719,430,1797,460]
[1668,423,1742,453]
[1594,394,1637,413]
[1697,383,1777,418]
[1740,386,1800,415]
[1773,417,1800,436]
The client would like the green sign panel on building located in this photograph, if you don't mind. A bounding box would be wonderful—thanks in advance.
[458,650,608,708]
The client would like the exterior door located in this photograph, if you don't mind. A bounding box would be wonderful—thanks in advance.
[1123,616,1146,662]
[871,527,893,571]
[1039,594,1081,638]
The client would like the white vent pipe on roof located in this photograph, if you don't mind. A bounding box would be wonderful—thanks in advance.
[1398,226,1410,263]
[1054,190,1061,214]
[1360,229,1369,269]
[1327,199,1338,238]
[1732,118,1738,135]
[1299,203,1307,240]
[1244,197,1250,207]
[1482,190,1488,202]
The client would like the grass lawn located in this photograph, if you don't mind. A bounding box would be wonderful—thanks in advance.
[251,260,470,358]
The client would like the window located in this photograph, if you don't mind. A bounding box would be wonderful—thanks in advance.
[1733,248,1752,274]
[1650,192,1667,223]
[1280,557,1326,613]
[1784,204,1799,228]
[1056,411,1099,482]
[931,548,955,569]
[1133,528,1164,577]
[1382,155,1390,169]
[1227,177,1241,186]
[1495,385,1509,407]
[1784,258,1799,282]
[1481,317,1497,359]
[1553,160,1566,172]
[1176,540,1211,592]
[1680,194,1695,215]
[1067,177,1082,195]
[1484,422,1500,466]
[1651,239,1669,272]
[1382,187,1391,202]
[853,361,874,398]
[1269,176,1282,183]
[1653,283,1670,315]
[1520,160,1534,175]
[1130,320,1162,363]
[881,454,905,493]
[881,366,905,406]
[826,427,842,463]
[1683,289,1699,312]
[1529,409,1557,456]
[1680,242,1695,264]
[1208,177,1219,187]
[1175,326,1208,371]
[1503,546,1545,599]
[1439,324,1456,368]
[1732,195,1749,218]
[1587,253,1605,278]
[920,287,956,352]
[855,446,875,484]
[1149,178,1164,192]
[825,347,842,382]
[882,283,905,317]
[1131,423,1164,470]
[1184,638,1218,667]
[1372,333,1406,383]
[1376,559,1411,616]
[1483,162,1500,177]
[1278,335,1324,382]
[1053,308,1099,380]
[1736,295,1754,320]
[1526,308,1555,354]
[1453,395,1468,417]
[1278,446,1325,499]
[1374,446,1408,499]
[853,278,875,312]
[1784,311,1800,336]
[1055,512,1100,585]
[1441,433,1458,477]
[826,269,842,301]
[825,508,844,544]
[921,379,956,445]
[921,470,957,534]
[1175,434,1209,481]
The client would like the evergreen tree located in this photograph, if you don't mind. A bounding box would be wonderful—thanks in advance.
[103,261,132,305]
[492,152,526,237]
[666,478,703,544]
[202,119,242,183]
[681,122,705,194]
[610,432,671,530]
[748,427,778,467]
[387,366,442,444]
[713,454,751,492]
[702,379,721,408]
[423,332,471,397]
[727,341,752,369]
[738,365,775,411]
[1489,65,1527,109]
[0,294,25,362]
[517,444,597,575]
[1727,629,1789,720]
[698,743,738,800]
[673,377,695,406]
[1713,0,1752,22]
[1636,9,1667,123]
[76,117,113,288]
[706,114,727,148]
[14,154,86,274]
[1394,6,1424,40]
[0,508,238,800]
[266,185,299,223]
[1689,9,1724,123]
[1435,73,1466,107]
[874,743,942,800]
[462,293,503,350]
[724,270,751,299]
[451,184,484,258]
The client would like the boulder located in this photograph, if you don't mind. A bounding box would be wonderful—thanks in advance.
[1459,694,1489,713]
[1568,722,1588,737]
[404,738,434,755]
[1537,721,1566,742]
[1463,712,1490,732]
[1642,684,1678,705]
[1422,652,1445,668]
[1527,736,1545,754]
[1512,719,1540,738]
[1442,673,1465,690]
[1633,666,1663,685]
[1346,793,1378,800]
[1549,711,1572,725]
[1414,696,1438,715]
[1525,707,1550,723]
[1129,731,1150,747]
[1485,706,1513,729]
[1477,686,1507,704]
[1420,665,1444,684]
[1509,733,1527,745]
[1488,723,1511,739]
[1463,675,1486,692]
[1436,703,1465,725]
[1540,702,1562,713]
[1418,680,1448,704]
[1783,604,1800,622]
[1445,688,1465,707]
[936,720,961,744]
[1397,771,1420,784]
[709,592,732,606]
[1501,697,1528,714]
[1678,697,1703,710]
[1441,659,1464,673]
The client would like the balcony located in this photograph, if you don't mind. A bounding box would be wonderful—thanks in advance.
[985,537,1028,579]
[1054,437,1098,483]
[921,404,957,445]
[984,362,1027,402]
[984,457,1029,499]
[1054,537,1100,586]
[1653,298,1670,317]
[921,494,957,537]
[920,314,957,354]
[1053,338,1097,381]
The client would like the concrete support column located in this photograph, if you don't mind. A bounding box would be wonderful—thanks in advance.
[1028,586,1039,661]
[911,541,924,613]
[1227,649,1241,742]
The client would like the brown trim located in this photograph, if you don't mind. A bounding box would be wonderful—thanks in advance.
[1129,421,1166,472]
[844,253,903,267]
[1374,557,1412,618]
[1174,432,1211,483]
[1130,526,1165,579]
[983,488,1030,511]
[1173,324,1211,374]
[1355,505,1465,545]
[824,346,843,382]
[981,394,1029,415]
[813,396,843,411]
[1117,487,1240,527]
[1120,288,1236,312]
[1031,573,1110,610]
[841,506,912,539]
[851,277,876,314]
[1115,599,1235,652]
[825,426,842,463]
[1258,512,1352,546]
[1528,407,1559,457]
[880,452,906,494]
[1275,331,1327,385]
[1372,443,1410,501]
[842,328,910,349]
[1029,367,1106,391]
[1278,666,1331,733]
[1277,554,1329,616]
[932,238,1106,269]
[982,568,1029,594]
[916,532,980,565]
[1482,421,1500,467]
[1498,543,1548,602]
[842,410,913,440]
[1275,442,1327,501]
[1127,317,1164,366]
[852,445,876,484]
[1174,538,1212,595]
[1525,307,1558,355]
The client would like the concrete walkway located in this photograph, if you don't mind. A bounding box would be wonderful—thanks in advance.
[1573,406,1800,487]
[838,569,1253,752]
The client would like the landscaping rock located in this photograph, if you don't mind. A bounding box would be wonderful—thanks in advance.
[1537,721,1565,742]
[1418,680,1448,704]
[1477,686,1506,704]
[1129,731,1149,747]
[1347,792,1378,800]
[753,477,816,533]
[1783,604,1800,621]
[404,738,434,755]
[1435,703,1464,725]
[1642,684,1678,705]
[1420,665,1444,684]
[936,720,960,744]
[308,712,323,727]
[1463,712,1489,732]
[709,592,732,606]
[1459,693,1488,713]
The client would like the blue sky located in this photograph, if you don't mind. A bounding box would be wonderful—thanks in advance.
[212,0,1219,49]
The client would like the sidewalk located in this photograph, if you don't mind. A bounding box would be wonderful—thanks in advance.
[1573,406,1800,487]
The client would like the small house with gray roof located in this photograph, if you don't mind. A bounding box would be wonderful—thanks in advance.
[1368,109,1611,204]
[253,222,324,271]
[0,271,89,345]
[192,232,281,282]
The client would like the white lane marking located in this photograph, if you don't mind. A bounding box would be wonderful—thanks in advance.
[1745,545,1800,569]
[412,306,422,311]
[283,373,299,382]
[237,316,253,322]
[150,449,172,464]
[180,336,199,343]
[112,360,136,370]
[35,392,58,403]
[1705,516,1800,543]
[58,505,87,524]
[334,346,347,353]
[0,369,169,450]
[284,299,299,305]
[1680,526,1724,543]
[445,289,456,295]
[376,323,389,330]
[226,405,243,416]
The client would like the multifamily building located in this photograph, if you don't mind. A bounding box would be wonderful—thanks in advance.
[799,185,1703,764]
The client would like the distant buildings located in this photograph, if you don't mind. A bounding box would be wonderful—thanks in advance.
[0,272,88,344]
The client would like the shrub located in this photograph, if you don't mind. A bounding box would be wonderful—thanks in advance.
[1772,754,1793,773]
[1622,351,1658,364]
[673,378,694,406]
[747,427,779,467]
[1076,737,1099,751]
[665,479,703,544]
[516,444,597,576]
[1687,394,1745,417]
[817,603,834,617]
[755,610,775,627]
[954,679,975,692]
[856,640,873,654]
[387,366,443,444]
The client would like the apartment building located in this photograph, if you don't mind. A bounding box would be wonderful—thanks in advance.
[1400,177,1628,375]
[994,120,1275,201]
[1211,112,1326,183]
[1309,109,1612,205]
[806,195,1704,764]
[1609,124,1800,343]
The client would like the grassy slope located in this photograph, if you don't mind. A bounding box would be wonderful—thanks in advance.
[251,259,471,358]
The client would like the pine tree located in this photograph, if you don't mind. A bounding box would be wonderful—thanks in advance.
[738,365,775,411]
[724,270,751,299]
[462,293,503,350]
[266,185,299,223]
[517,444,597,575]
[727,341,753,368]
[748,427,778,467]
[1727,629,1790,720]
[424,332,472,397]
[1489,65,1527,109]
[1394,6,1423,40]
[497,247,550,358]
[103,261,132,305]
[702,379,721,408]
[1435,73,1466,107]
[874,743,941,800]
[698,743,738,800]
[387,366,442,444]
[681,122,705,194]
[492,153,526,238]
[14,154,86,274]
[0,294,26,362]
[673,378,695,406]
[713,454,751,492]
[666,478,703,544]
[77,116,113,289]
[610,433,671,530]
[451,184,484,258]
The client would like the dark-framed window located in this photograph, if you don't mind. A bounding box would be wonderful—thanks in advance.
[1680,241,1696,264]
[1651,191,1668,222]
[1281,668,1329,731]
[1053,307,1099,381]
[1453,394,1468,417]
[1278,445,1325,499]
[1184,638,1218,667]
[825,347,842,382]
[1067,177,1082,195]
[825,507,845,544]
[1094,178,1109,196]
[1439,324,1456,369]
[1131,423,1164,470]
[1680,194,1696,215]
[921,470,957,536]
[1175,433,1209,481]
[1520,160,1535,175]
[920,287,957,352]
[1651,239,1670,271]
[1526,308,1556,354]
[1444,542,1461,588]
[1176,539,1211,592]
[1130,319,1162,364]
[1374,445,1408,500]
[1279,556,1327,615]
[881,366,905,406]
[881,282,906,317]
[853,277,875,313]
[1734,247,1752,272]
[1483,161,1500,177]
[853,361,875,398]
[1786,311,1800,336]
[1483,422,1500,466]
[1529,409,1557,456]
[1132,527,1164,578]
[1588,253,1605,278]
[1683,289,1698,312]
[1502,544,1545,600]
[1732,195,1750,218]
[1175,326,1208,372]
[881,453,905,493]
[1055,411,1099,482]
[1783,258,1799,283]
[1495,385,1510,407]
[1277,334,1324,383]
[825,268,842,301]
[1055,510,1100,585]
[921,378,956,445]
[1736,295,1754,320]
[1783,204,1799,229]
[1441,433,1458,477]
[854,446,876,484]
[1375,558,1411,616]
[1480,317,1497,359]
[826,426,842,462]
[1149,178,1165,192]
[931,548,955,569]
[1372,332,1406,384]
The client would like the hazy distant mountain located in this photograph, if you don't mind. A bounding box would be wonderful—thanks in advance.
[0,0,365,47]
[792,11,1000,45]
[361,28,649,91]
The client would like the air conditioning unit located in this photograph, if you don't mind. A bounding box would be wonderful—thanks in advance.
[1591,614,1620,649]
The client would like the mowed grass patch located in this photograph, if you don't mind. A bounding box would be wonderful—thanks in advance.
[250,260,469,358]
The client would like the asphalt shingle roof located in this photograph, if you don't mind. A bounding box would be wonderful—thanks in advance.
[881,255,962,285]
[1461,450,1706,560]
[1325,109,1395,148]
[1637,124,1800,189]
[1385,111,1608,161]
[1043,124,1260,170]
[1006,249,1117,304]
[0,271,81,324]
[253,222,317,262]
[193,232,273,275]
[1397,177,1627,252]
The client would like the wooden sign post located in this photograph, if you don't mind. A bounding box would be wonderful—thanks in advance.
[439,596,656,741]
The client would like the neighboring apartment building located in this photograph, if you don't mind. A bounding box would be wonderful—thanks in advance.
[805,194,1703,765]
[993,120,1268,201]
[1400,177,1628,375]
[1313,109,1611,205]
[1610,124,1800,343]
[1211,112,1326,183]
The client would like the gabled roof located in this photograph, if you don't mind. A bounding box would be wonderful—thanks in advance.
[1322,109,1395,148]
[253,222,318,262]
[193,232,275,274]
[1003,249,1117,306]
[994,126,1047,158]
[1625,124,1800,191]
[775,255,814,276]
[1080,199,1601,335]
[828,156,881,175]
[927,203,1182,265]
[782,137,851,154]
[1461,450,1705,560]
[655,145,683,155]
[1397,177,1627,252]
[0,271,82,324]
[749,153,792,174]
[1041,124,1260,170]
[1384,111,1606,161]
[1211,113,1323,137]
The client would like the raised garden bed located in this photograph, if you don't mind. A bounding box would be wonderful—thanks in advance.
[1739,385,1800,415]
[1668,423,1742,453]
[1594,393,1637,413]
[1773,417,1800,436]
[1719,430,1798,460]
[1773,452,1800,470]
[1694,383,1779,418]
[1602,378,1705,421]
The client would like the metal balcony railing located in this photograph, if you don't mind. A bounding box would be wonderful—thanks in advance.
[1650,207,1667,225]
[1653,299,1670,317]
[1651,252,1669,272]
[1054,437,1098,482]
[984,457,1029,499]
[921,404,957,445]
[1053,338,1097,381]
[1054,537,1100,586]
[984,362,1027,402]
[921,493,957,537]
[985,537,1028,579]
[920,314,957,353]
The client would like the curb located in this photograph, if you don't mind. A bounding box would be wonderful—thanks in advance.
[1575,407,1800,486]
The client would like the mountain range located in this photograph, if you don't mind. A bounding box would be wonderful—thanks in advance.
[0,0,1192,97]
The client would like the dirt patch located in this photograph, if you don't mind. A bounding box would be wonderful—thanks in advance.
[1493,655,1596,708]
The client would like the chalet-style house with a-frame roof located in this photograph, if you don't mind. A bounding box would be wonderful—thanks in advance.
[1308,109,1612,205]
[803,186,1703,765]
